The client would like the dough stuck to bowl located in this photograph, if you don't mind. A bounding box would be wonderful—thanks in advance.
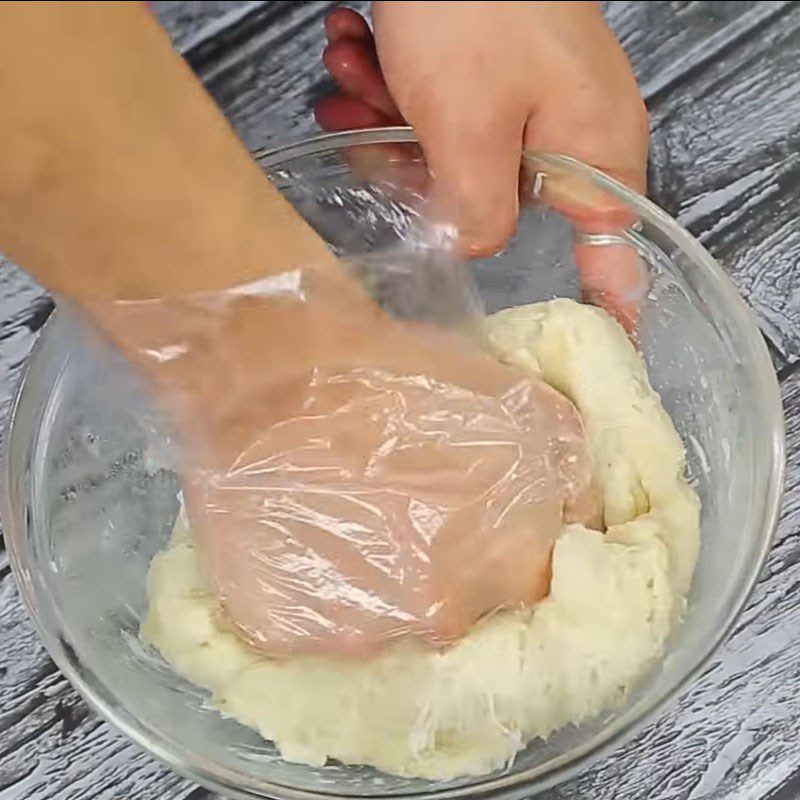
[142,299,700,779]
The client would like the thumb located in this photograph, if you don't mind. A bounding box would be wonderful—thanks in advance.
[412,103,526,258]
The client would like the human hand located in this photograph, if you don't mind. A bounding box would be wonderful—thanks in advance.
[0,2,602,660]
[102,267,600,658]
[317,2,650,331]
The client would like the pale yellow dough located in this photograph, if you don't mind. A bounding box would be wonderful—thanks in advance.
[142,299,700,779]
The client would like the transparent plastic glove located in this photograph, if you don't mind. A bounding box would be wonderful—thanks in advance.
[91,262,601,659]
[342,223,487,343]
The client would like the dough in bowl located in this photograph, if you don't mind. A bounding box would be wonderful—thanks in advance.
[142,298,700,779]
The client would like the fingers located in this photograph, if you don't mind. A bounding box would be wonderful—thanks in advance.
[574,242,646,334]
[555,188,647,336]
[415,107,526,257]
[317,10,420,199]
[523,93,649,333]
[314,95,425,200]
[322,10,402,122]
[317,11,397,132]
[324,6,372,44]
[320,8,525,258]
[314,94,390,132]
[322,37,401,121]
[525,161,647,332]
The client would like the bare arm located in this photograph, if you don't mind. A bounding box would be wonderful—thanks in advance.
[0,2,599,657]
[0,1,334,302]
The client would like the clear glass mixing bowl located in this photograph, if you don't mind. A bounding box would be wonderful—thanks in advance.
[2,128,785,800]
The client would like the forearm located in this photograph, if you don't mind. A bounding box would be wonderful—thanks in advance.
[0,2,333,302]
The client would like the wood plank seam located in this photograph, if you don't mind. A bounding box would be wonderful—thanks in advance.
[642,1,794,106]
[184,1,335,80]
[765,767,800,800]
[175,1,266,54]
[778,360,800,385]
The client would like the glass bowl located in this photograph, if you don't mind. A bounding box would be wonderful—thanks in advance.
[2,128,785,799]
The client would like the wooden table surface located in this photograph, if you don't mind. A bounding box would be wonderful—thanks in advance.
[1,2,799,798]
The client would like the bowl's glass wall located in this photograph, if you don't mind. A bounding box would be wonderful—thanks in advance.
[4,134,781,800]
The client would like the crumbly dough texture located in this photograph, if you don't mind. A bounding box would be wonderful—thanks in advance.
[142,299,700,779]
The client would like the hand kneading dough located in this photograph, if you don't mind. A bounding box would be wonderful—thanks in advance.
[142,299,701,779]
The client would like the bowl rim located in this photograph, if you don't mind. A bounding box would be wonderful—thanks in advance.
[2,126,786,800]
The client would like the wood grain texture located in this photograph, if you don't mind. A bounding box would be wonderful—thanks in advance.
[0,578,190,800]
[0,265,50,441]
[544,368,800,800]
[1,2,799,799]
[153,1,264,51]
[185,0,368,150]
[607,1,800,362]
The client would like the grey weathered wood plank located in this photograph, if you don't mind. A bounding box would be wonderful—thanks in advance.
[0,265,49,440]
[766,765,800,800]
[0,577,192,800]
[604,1,794,101]
[152,0,265,51]
[186,0,368,150]
[0,261,50,580]
[613,0,800,362]
[544,368,800,800]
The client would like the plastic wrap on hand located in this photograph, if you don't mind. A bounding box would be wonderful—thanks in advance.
[87,236,601,658]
